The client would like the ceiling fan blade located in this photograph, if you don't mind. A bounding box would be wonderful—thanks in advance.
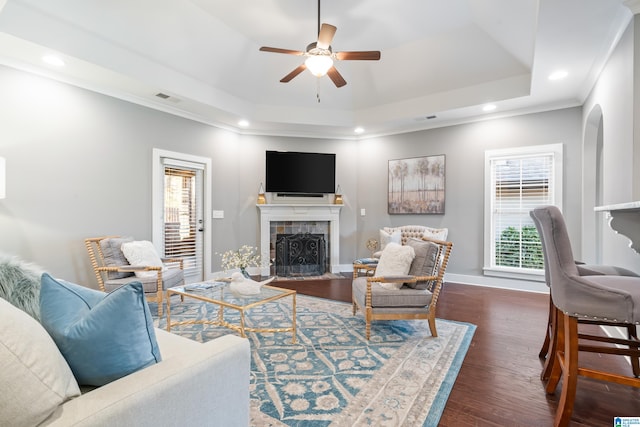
[316,23,337,49]
[260,46,304,56]
[280,64,307,83]
[335,51,381,61]
[327,66,347,88]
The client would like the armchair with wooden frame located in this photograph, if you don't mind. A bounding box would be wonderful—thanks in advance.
[352,237,453,340]
[85,236,185,317]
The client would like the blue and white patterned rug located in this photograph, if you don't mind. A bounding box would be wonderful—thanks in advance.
[152,294,475,427]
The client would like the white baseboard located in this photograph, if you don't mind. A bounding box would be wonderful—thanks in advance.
[343,264,549,294]
[438,273,548,293]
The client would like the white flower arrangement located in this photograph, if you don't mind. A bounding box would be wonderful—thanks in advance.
[218,245,262,272]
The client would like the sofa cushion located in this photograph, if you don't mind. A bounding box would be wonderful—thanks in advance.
[374,242,415,290]
[121,240,165,279]
[0,297,80,426]
[405,238,439,288]
[99,236,134,279]
[0,254,43,321]
[39,273,162,386]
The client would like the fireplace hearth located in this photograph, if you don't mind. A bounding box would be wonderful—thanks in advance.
[276,233,326,276]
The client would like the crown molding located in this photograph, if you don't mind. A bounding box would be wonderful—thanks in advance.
[624,0,640,14]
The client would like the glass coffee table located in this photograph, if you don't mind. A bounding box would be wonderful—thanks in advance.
[166,281,297,343]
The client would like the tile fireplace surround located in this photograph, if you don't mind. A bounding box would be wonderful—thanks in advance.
[257,204,342,277]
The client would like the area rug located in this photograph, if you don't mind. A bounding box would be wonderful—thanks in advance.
[152,294,475,427]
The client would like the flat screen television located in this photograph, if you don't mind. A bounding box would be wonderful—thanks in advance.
[265,150,336,195]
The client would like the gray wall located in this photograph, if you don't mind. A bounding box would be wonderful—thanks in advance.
[582,16,640,272]
[355,109,584,280]
[1,43,637,288]
[0,65,359,286]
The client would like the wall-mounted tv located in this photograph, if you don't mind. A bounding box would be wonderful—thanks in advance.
[265,150,336,195]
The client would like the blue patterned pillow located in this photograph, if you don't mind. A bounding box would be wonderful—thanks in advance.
[39,273,161,386]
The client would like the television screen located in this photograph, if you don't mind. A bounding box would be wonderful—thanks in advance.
[265,151,336,195]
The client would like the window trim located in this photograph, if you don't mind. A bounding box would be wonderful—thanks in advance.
[483,143,563,282]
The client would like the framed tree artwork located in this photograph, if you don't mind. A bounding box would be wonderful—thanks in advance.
[388,154,445,214]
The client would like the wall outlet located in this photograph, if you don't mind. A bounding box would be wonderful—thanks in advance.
[212,210,224,219]
[360,208,366,216]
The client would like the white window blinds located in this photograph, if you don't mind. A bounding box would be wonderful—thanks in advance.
[163,166,202,278]
[485,144,563,275]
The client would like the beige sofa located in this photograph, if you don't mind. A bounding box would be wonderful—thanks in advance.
[43,331,250,426]
[1,296,250,427]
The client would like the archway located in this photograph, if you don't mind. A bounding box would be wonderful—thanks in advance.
[582,104,604,263]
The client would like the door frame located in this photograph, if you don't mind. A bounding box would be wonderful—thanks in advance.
[152,148,212,281]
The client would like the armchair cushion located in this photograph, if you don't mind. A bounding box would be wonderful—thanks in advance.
[39,273,162,386]
[103,267,184,293]
[405,238,439,288]
[121,240,165,279]
[374,242,415,289]
[99,236,134,279]
[353,277,433,308]
[0,297,80,427]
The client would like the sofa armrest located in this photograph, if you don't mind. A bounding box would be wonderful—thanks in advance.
[41,333,250,427]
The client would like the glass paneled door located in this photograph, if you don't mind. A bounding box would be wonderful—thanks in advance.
[162,159,204,282]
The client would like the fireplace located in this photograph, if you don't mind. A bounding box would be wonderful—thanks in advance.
[276,233,326,276]
[257,204,342,277]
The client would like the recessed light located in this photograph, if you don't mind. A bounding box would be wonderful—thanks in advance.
[482,104,497,112]
[354,127,364,134]
[238,120,249,127]
[548,70,568,81]
[42,54,65,67]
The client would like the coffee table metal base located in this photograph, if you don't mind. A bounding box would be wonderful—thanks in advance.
[166,284,297,344]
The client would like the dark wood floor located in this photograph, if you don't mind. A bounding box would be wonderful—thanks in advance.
[273,276,640,426]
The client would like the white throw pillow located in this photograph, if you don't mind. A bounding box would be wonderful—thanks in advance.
[0,297,80,426]
[121,240,165,278]
[379,228,401,251]
[374,242,415,290]
[423,227,448,241]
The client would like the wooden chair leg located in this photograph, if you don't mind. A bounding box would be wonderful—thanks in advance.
[546,306,563,394]
[157,291,163,317]
[428,313,438,337]
[539,296,553,359]
[554,314,579,427]
[541,301,558,382]
[627,325,640,377]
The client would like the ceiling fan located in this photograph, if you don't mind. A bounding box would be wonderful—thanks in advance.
[259,0,381,88]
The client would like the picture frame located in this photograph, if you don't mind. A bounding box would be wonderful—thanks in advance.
[388,154,445,214]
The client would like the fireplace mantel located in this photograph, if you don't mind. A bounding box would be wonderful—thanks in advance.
[257,204,342,276]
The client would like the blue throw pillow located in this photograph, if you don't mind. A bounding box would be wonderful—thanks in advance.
[39,273,161,386]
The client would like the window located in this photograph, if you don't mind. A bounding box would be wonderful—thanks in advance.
[484,144,563,280]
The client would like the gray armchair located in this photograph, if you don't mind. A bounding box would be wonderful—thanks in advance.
[530,206,640,427]
[85,236,184,316]
[352,237,452,340]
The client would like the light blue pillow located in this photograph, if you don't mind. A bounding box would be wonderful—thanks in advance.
[39,273,161,386]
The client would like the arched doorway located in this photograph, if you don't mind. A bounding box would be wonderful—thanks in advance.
[582,105,604,263]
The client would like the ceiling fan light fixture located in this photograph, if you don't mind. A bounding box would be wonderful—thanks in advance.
[305,55,333,77]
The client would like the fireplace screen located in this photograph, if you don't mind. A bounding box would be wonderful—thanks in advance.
[275,233,326,276]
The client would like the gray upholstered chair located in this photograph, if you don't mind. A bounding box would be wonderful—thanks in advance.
[352,237,452,340]
[530,206,640,427]
[85,236,184,316]
[531,211,639,381]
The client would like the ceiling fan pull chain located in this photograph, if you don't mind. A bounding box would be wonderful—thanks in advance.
[317,79,321,103]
